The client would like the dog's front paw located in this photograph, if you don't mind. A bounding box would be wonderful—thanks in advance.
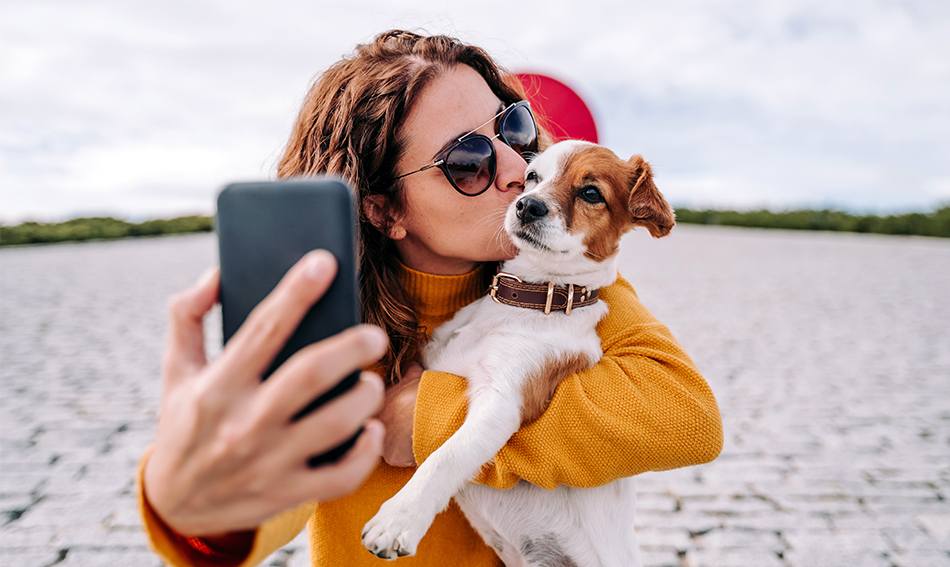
[361,499,433,560]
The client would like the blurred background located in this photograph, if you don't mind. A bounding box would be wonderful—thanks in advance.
[3,3,949,566]
[2,0,949,224]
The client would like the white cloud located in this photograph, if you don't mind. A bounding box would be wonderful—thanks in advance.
[1,0,948,222]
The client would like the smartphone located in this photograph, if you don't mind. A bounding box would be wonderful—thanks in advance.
[216,178,362,467]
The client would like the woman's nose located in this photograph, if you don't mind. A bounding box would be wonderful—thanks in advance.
[494,139,527,193]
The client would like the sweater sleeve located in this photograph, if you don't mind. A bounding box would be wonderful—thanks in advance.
[412,275,723,490]
[136,447,314,567]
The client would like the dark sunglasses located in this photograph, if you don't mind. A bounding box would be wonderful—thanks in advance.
[393,101,539,196]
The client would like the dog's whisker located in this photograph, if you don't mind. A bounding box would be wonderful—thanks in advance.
[471,208,512,252]
[472,208,505,229]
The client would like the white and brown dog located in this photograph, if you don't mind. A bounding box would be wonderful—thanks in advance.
[362,140,675,566]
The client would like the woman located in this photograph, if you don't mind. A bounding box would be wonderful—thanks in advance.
[139,30,723,566]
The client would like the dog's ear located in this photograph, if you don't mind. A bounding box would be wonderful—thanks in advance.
[627,155,675,238]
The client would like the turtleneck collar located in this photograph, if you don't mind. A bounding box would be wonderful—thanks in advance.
[397,261,488,337]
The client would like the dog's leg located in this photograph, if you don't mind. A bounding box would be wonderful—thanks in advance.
[454,483,530,567]
[361,364,524,560]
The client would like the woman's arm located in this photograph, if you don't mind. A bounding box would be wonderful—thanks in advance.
[138,448,315,567]
[411,275,723,490]
[138,253,387,566]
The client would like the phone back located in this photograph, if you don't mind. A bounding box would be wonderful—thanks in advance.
[216,178,359,380]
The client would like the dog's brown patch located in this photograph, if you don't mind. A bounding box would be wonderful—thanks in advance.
[520,353,592,425]
[548,145,674,261]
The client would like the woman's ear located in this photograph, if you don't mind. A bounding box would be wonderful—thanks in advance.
[363,195,388,229]
[363,195,407,241]
[389,223,407,241]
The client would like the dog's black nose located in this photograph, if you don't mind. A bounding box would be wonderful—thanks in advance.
[516,197,548,223]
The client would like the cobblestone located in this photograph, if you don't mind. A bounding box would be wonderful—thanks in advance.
[2,226,948,566]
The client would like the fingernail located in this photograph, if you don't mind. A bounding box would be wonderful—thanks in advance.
[364,326,388,354]
[354,419,383,455]
[364,419,384,442]
[197,267,217,287]
[305,251,332,280]
[360,372,384,394]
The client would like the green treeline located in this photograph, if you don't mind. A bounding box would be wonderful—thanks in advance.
[0,216,213,246]
[674,206,950,238]
[2,206,949,246]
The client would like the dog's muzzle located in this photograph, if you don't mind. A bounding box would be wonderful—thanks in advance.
[516,196,548,224]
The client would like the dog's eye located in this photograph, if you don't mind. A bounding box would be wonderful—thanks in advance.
[526,171,539,183]
[579,186,605,204]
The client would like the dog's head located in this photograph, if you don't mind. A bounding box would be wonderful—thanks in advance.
[506,140,674,266]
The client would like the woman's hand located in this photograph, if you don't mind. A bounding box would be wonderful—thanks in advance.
[142,250,387,537]
[377,362,422,467]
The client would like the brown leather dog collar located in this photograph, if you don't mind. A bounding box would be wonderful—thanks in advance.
[489,272,599,315]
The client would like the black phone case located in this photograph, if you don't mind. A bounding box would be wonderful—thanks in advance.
[216,178,362,467]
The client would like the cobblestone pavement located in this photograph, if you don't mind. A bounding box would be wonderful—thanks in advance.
[1,226,948,567]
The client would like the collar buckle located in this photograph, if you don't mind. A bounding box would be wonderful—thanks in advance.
[490,272,522,304]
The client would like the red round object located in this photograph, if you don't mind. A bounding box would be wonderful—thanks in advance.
[515,73,598,144]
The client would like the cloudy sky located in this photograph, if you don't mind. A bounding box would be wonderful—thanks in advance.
[2,0,948,223]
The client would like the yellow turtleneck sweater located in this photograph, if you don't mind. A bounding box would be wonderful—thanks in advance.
[138,263,722,566]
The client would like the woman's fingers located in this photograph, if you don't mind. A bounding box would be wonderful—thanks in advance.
[219,250,338,383]
[278,372,384,463]
[284,419,385,505]
[257,325,388,423]
[377,368,420,467]
[402,361,424,381]
[163,268,220,382]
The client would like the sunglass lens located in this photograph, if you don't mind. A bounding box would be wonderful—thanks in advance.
[501,105,538,156]
[445,137,495,195]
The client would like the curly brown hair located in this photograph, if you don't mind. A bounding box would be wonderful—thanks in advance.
[276,30,527,384]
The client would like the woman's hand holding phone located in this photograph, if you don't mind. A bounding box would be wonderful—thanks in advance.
[377,362,422,468]
[142,251,387,538]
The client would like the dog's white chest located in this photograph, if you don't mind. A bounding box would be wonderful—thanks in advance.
[423,295,607,390]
